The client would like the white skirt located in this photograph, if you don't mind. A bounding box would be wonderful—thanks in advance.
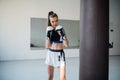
[45,49,66,67]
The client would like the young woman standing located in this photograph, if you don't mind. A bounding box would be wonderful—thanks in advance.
[45,11,69,80]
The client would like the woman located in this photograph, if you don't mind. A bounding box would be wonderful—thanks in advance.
[45,11,69,80]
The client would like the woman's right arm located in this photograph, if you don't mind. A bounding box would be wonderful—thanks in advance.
[46,26,53,48]
[45,39,52,48]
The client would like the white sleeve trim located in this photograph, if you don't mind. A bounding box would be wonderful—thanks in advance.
[55,25,63,30]
[47,26,53,31]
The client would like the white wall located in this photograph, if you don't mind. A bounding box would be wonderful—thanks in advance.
[0,0,120,61]
[109,0,120,55]
[0,0,80,61]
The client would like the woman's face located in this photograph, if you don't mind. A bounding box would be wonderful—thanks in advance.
[50,17,58,28]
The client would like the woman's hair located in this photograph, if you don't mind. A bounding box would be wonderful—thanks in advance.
[47,11,58,26]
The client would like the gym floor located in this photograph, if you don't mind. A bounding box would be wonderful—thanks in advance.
[0,56,120,80]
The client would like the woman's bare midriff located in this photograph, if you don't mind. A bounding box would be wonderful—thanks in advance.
[50,43,63,50]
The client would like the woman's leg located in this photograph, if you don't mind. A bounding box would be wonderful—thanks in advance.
[48,65,54,80]
[59,65,66,80]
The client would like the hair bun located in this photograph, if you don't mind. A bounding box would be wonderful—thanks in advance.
[48,11,54,16]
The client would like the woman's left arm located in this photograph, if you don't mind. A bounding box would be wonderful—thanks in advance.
[63,39,69,48]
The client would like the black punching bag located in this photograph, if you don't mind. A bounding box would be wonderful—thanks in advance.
[79,0,109,80]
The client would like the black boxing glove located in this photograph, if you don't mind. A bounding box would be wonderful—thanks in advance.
[46,26,61,43]
[55,25,67,40]
[46,26,54,40]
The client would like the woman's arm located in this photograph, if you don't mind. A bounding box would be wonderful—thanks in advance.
[63,39,69,48]
[45,39,52,48]
[46,26,53,48]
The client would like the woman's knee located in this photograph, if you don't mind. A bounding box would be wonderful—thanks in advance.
[48,65,54,80]
[60,66,66,80]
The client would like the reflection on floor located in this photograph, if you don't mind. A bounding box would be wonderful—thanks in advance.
[0,56,120,80]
